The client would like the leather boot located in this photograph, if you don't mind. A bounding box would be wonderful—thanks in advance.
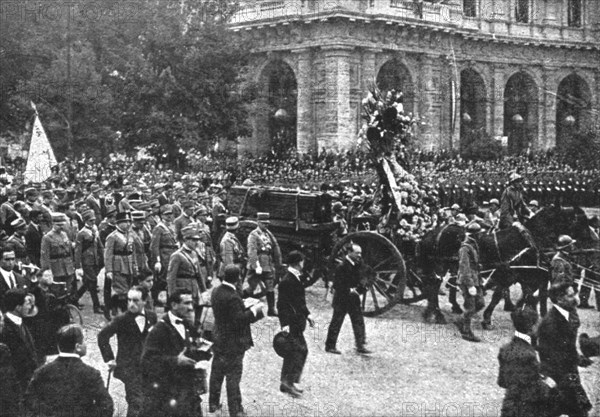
[266,292,278,316]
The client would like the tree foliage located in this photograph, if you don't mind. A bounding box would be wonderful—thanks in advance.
[0,0,253,159]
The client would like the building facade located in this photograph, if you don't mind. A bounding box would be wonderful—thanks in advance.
[231,0,600,155]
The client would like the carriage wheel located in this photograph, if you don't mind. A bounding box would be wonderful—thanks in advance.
[65,304,84,325]
[330,232,406,317]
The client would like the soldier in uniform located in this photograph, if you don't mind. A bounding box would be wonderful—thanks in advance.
[500,173,531,230]
[7,218,30,271]
[174,200,194,243]
[167,225,206,323]
[0,187,18,231]
[86,184,103,225]
[145,199,161,229]
[40,213,76,296]
[218,217,245,285]
[131,211,151,276]
[246,212,282,316]
[455,222,485,342]
[99,206,117,246]
[74,209,104,314]
[550,235,577,286]
[150,204,178,304]
[104,212,138,315]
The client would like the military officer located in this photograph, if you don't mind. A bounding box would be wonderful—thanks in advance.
[167,225,206,321]
[74,209,104,314]
[104,212,138,315]
[174,200,194,243]
[550,235,576,286]
[499,173,531,229]
[99,206,118,246]
[456,222,485,342]
[150,204,178,304]
[246,212,282,316]
[40,213,76,296]
[218,217,245,283]
[7,218,30,271]
[131,211,151,276]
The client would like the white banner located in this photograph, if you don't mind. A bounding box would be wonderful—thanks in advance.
[24,114,57,183]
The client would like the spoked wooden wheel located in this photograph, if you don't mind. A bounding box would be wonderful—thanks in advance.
[330,232,406,317]
[65,304,84,325]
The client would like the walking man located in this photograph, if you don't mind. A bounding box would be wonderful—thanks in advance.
[74,209,104,314]
[325,244,372,355]
[278,251,314,397]
[456,222,486,342]
[98,286,157,417]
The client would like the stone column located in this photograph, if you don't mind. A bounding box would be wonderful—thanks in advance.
[315,46,354,151]
[293,48,315,154]
[419,54,441,150]
[491,65,506,138]
[541,68,557,150]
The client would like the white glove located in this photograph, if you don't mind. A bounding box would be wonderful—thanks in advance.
[468,286,477,296]
[76,268,84,279]
[281,325,290,334]
[154,262,162,273]
[255,265,263,275]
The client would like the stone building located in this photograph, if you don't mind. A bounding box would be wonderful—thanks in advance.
[230,0,599,156]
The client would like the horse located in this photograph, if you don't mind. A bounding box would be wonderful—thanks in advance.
[416,206,581,325]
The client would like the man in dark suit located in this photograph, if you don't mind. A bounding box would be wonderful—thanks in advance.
[0,248,29,311]
[209,265,264,417]
[0,288,41,404]
[141,289,206,417]
[538,282,593,417]
[25,210,44,267]
[24,324,114,417]
[497,307,557,417]
[277,251,314,398]
[98,286,157,417]
[325,244,372,355]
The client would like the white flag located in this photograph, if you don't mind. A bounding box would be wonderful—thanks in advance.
[24,114,57,183]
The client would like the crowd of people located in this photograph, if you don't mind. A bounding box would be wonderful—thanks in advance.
[0,146,598,417]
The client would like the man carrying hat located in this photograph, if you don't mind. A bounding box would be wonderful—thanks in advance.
[167,225,207,318]
[277,251,314,398]
[218,217,246,284]
[104,212,138,315]
[551,235,577,286]
[74,209,104,314]
[150,204,178,304]
[41,213,76,297]
[499,172,531,230]
[455,222,485,342]
[246,212,282,316]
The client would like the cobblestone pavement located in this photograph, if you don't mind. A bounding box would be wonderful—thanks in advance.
[70,285,599,417]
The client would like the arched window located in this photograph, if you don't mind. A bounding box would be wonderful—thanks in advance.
[515,0,529,23]
[568,0,582,27]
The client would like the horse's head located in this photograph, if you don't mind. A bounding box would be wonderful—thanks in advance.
[526,205,570,249]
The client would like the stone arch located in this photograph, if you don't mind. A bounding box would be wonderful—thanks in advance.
[504,71,539,155]
[460,68,488,151]
[375,58,415,115]
[254,59,298,155]
[555,73,593,148]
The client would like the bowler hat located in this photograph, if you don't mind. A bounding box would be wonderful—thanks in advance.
[466,222,482,233]
[273,331,292,358]
[557,235,576,250]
